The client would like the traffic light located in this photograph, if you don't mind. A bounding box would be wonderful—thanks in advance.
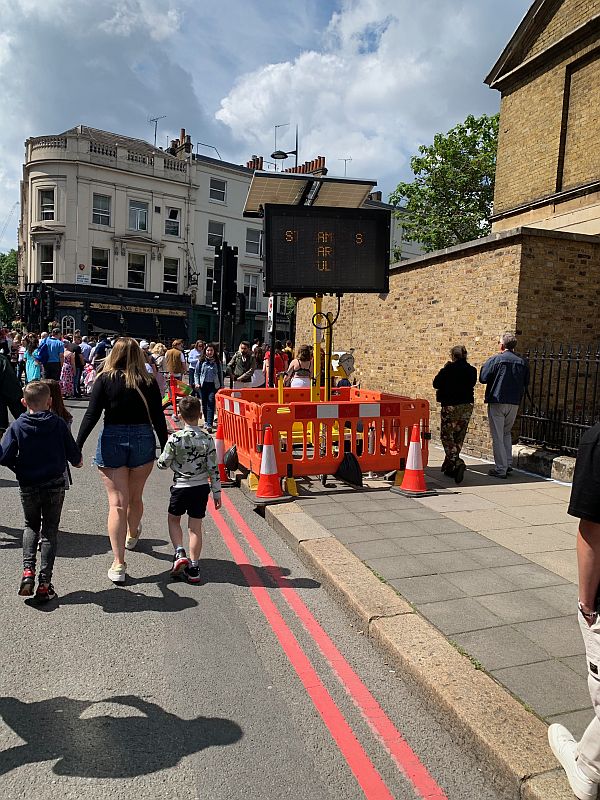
[42,285,55,322]
[223,245,238,314]
[212,244,223,311]
[31,288,41,326]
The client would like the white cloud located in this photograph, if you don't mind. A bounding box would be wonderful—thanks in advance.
[0,0,530,251]
[217,0,530,197]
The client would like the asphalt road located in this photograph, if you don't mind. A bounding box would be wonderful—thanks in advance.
[0,401,510,800]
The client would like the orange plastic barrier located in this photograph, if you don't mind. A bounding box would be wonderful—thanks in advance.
[215,386,430,481]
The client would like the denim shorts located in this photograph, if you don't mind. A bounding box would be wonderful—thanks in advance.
[94,424,156,469]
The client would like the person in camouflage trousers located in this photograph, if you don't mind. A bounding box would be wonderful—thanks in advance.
[433,346,477,484]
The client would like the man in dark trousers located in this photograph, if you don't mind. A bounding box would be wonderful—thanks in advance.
[549,422,600,800]
[0,351,23,437]
[479,332,529,478]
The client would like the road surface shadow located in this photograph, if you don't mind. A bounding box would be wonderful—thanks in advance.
[0,526,170,563]
[0,694,242,778]
[201,558,321,589]
[59,574,198,613]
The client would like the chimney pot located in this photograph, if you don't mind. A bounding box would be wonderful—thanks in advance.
[180,128,186,144]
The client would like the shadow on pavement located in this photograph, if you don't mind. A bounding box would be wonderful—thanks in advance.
[197,558,321,589]
[59,574,199,613]
[0,694,242,778]
[0,527,172,563]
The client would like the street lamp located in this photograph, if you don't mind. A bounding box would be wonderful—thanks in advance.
[271,124,298,170]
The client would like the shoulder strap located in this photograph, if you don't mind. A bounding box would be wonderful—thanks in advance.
[135,384,153,426]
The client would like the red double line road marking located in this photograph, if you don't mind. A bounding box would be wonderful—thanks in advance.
[208,503,396,800]
[166,417,446,798]
[218,494,448,800]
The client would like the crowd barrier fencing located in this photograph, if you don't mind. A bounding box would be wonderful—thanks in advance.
[215,386,430,483]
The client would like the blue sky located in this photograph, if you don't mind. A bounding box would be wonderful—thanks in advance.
[0,0,531,251]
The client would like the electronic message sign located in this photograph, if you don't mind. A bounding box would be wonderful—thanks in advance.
[264,204,390,294]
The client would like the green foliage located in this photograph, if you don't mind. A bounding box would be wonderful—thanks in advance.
[285,295,297,317]
[0,249,18,325]
[389,113,499,253]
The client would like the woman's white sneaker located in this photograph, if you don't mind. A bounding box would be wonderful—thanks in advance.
[548,723,598,800]
[108,562,127,583]
[125,522,142,551]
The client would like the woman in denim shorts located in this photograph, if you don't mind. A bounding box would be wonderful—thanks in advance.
[76,338,168,583]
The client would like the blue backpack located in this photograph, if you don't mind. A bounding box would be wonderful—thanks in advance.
[34,340,49,365]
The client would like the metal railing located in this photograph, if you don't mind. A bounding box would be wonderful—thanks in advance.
[518,343,600,454]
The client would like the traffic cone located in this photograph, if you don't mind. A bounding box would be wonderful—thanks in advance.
[391,424,437,497]
[215,422,236,488]
[255,426,292,505]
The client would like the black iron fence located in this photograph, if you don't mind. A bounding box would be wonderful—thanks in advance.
[518,344,600,455]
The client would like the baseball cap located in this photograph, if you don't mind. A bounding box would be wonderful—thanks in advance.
[140,340,150,349]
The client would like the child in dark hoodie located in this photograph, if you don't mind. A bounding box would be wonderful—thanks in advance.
[0,381,82,601]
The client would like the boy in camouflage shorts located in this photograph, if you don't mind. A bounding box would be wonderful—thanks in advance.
[157,396,221,583]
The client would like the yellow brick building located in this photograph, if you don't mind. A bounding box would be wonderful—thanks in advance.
[296,0,600,458]
[487,0,600,234]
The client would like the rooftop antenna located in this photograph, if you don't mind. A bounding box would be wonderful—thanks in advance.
[338,157,352,177]
[148,114,167,147]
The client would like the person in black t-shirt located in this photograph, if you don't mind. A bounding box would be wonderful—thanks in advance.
[432,345,477,484]
[77,338,168,585]
[549,423,600,798]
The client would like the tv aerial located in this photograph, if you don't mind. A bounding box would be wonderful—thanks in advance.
[148,114,167,147]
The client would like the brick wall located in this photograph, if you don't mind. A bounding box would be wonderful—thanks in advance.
[517,231,600,344]
[295,229,600,459]
[562,55,600,190]
[492,7,600,219]
[524,0,597,60]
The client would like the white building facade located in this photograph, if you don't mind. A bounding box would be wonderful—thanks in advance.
[19,125,412,344]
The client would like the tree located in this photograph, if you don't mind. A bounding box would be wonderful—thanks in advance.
[0,249,18,325]
[389,113,499,253]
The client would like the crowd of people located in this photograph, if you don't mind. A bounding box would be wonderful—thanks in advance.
[0,327,340,603]
[0,332,224,601]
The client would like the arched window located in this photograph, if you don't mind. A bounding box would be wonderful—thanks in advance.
[61,315,75,337]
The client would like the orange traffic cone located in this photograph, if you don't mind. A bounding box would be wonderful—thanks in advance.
[215,422,236,488]
[255,426,292,505]
[391,424,437,497]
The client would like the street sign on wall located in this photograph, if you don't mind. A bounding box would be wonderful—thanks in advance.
[264,204,390,294]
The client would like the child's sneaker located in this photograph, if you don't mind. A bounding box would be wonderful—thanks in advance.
[171,548,189,577]
[35,582,56,602]
[185,563,202,584]
[18,568,36,597]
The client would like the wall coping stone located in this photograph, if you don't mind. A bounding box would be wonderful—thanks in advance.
[389,226,600,276]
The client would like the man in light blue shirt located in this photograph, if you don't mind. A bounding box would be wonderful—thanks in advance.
[44,328,64,381]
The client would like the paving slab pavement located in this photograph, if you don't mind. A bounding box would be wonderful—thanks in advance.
[287,446,591,741]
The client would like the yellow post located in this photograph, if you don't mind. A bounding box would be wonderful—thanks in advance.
[324,311,333,402]
[277,371,284,405]
[311,295,322,402]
